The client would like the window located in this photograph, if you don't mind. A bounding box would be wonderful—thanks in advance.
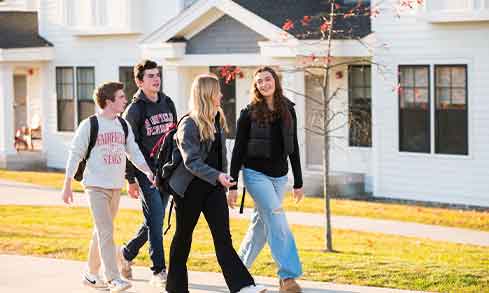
[56,67,95,131]
[56,67,75,131]
[210,66,236,138]
[348,65,372,147]
[435,65,468,155]
[76,67,95,124]
[119,67,138,99]
[399,65,430,153]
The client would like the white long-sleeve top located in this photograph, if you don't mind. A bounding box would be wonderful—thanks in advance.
[65,114,150,189]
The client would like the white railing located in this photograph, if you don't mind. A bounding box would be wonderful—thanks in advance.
[426,0,489,22]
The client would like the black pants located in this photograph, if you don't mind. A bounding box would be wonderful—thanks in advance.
[166,179,255,293]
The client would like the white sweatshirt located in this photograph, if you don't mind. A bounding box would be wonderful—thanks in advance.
[65,114,150,189]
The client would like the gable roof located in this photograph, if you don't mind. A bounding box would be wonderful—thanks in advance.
[0,11,53,49]
[232,0,371,40]
[143,0,290,44]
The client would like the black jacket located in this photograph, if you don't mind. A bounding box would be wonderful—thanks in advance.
[230,98,303,190]
[123,90,177,183]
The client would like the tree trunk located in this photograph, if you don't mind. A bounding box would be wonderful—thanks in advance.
[322,0,335,252]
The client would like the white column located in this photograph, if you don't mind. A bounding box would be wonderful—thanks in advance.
[39,61,55,152]
[163,65,187,117]
[0,63,16,156]
[280,65,306,167]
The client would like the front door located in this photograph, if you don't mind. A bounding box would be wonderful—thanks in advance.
[13,75,27,131]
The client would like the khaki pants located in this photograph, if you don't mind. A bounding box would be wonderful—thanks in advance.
[86,186,121,281]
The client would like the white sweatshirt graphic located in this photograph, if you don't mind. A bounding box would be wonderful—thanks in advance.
[65,115,150,189]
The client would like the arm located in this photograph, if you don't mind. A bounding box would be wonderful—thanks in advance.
[122,104,142,184]
[62,119,90,204]
[229,109,251,190]
[176,117,220,185]
[125,122,152,177]
[289,107,303,189]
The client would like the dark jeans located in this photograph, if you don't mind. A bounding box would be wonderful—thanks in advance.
[122,170,170,274]
[166,179,255,293]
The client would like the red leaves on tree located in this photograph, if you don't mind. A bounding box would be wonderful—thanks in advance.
[301,16,312,26]
[282,19,294,31]
[320,21,330,33]
[219,66,243,84]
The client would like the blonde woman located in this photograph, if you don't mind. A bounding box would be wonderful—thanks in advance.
[165,74,266,293]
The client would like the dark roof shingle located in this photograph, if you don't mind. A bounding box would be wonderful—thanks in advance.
[232,0,371,40]
[0,11,53,49]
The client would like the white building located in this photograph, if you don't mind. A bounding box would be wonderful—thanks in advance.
[0,0,487,207]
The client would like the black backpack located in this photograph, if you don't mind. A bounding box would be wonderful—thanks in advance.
[151,114,189,194]
[74,115,129,182]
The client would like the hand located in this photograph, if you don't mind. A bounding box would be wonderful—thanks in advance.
[218,173,236,188]
[227,189,238,209]
[127,182,140,199]
[61,187,73,205]
[146,171,155,186]
[293,188,304,204]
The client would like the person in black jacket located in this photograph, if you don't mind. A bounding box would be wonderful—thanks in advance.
[166,74,266,293]
[118,60,177,288]
[228,67,304,292]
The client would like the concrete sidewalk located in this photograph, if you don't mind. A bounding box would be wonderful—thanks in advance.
[1,179,488,246]
[1,254,427,293]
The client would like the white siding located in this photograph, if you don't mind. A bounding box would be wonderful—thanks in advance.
[38,0,181,168]
[372,0,489,206]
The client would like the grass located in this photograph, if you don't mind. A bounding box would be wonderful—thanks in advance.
[2,169,489,231]
[0,205,488,292]
[0,169,126,194]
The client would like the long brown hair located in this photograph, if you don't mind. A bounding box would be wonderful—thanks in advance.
[250,67,291,126]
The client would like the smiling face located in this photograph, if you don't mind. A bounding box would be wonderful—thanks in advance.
[136,68,160,97]
[254,70,276,99]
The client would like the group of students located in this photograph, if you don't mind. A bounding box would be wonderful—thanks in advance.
[61,60,304,293]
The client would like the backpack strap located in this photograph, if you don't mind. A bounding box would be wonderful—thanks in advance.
[85,115,99,161]
[163,197,174,235]
[117,116,129,143]
[149,112,190,158]
[239,187,246,214]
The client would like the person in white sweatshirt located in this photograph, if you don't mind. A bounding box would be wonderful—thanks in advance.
[61,81,154,292]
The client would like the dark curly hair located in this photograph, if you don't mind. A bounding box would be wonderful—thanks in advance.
[133,59,158,82]
[250,66,291,126]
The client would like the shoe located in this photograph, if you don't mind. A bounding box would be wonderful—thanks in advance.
[82,272,108,291]
[108,278,132,292]
[118,246,133,279]
[238,284,267,293]
[149,271,167,288]
[279,278,302,292]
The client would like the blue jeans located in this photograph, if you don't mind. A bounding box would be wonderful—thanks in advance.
[238,168,302,280]
[122,170,169,274]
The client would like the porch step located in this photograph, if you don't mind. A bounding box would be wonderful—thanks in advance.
[0,151,47,171]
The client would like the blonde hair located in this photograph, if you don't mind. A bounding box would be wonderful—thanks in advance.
[189,74,228,141]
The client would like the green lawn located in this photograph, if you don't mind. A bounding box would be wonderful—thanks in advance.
[1,205,488,292]
[2,169,489,231]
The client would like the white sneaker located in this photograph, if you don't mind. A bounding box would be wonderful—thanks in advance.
[149,271,167,288]
[238,284,267,293]
[82,272,108,291]
[118,246,133,279]
[108,278,132,292]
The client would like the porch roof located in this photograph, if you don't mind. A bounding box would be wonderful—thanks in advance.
[0,11,53,49]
